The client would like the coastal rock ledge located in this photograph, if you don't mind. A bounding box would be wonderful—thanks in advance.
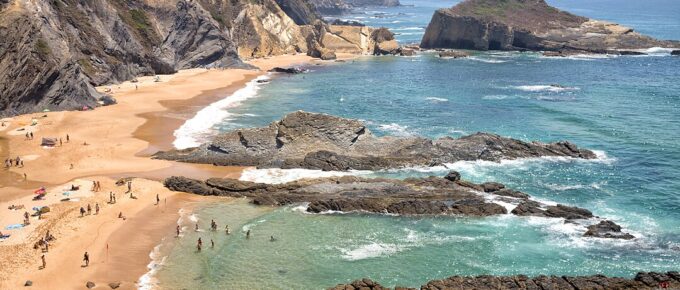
[164,171,634,239]
[154,111,596,170]
[329,271,680,290]
[420,0,679,54]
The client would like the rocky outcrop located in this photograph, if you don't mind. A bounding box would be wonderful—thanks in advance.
[164,171,631,239]
[330,272,680,290]
[420,0,679,53]
[584,220,635,240]
[438,50,470,58]
[672,50,680,56]
[154,111,596,171]
[307,0,400,15]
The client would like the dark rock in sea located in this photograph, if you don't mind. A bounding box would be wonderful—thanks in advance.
[398,48,416,56]
[672,50,680,56]
[420,0,679,53]
[511,200,593,220]
[256,79,270,84]
[154,111,597,171]
[371,28,400,55]
[444,171,461,182]
[584,220,635,240]
[438,50,470,58]
[481,182,505,192]
[617,50,647,56]
[269,67,307,74]
[331,271,680,290]
[86,281,96,289]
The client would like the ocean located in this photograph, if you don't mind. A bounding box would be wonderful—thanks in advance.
[154,0,680,289]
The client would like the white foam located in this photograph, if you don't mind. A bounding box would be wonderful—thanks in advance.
[340,242,403,261]
[642,47,675,55]
[378,123,412,136]
[239,168,370,184]
[512,85,579,93]
[425,97,448,102]
[137,241,167,290]
[172,75,270,149]
[468,56,508,63]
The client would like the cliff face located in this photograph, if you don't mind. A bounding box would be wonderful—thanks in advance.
[421,0,678,52]
[0,0,388,117]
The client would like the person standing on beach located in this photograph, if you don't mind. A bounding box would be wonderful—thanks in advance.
[109,192,113,203]
[176,225,181,237]
[59,138,62,146]
[80,207,85,217]
[87,204,92,215]
[95,203,100,215]
[41,254,46,269]
[30,132,33,140]
[211,219,217,231]
[127,181,132,193]
[197,238,202,252]
[113,193,116,204]
[156,194,160,205]
[246,229,251,239]
[195,223,199,232]
[210,239,215,248]
[83,252,89,267]
[66,134,69,143]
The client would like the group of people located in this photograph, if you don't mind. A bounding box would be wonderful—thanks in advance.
[189,220,278,252]
[4,156,23,168]
[24,131,34,140]
[79,203,100,217]
[91,181,102,192]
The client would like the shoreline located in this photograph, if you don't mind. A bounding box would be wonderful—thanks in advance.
[0,53,339,289]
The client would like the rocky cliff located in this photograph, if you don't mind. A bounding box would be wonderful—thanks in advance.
[154,111,596,170]
[0,0,391,117]
[329,272,680,290]
[420,0,679,53]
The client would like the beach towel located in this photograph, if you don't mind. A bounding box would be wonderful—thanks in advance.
[5,224,24,230]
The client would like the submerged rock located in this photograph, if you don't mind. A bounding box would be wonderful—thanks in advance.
[420,0,679,53]
[438,50,470,58]
[331,272,680,290]
[584,220,635,240]
[269,67,307,74]
[672,50,680,56]
[154,111,596,171]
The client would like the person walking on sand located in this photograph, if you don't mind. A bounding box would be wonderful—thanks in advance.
[176,225,181,237]
[30,132,33,140]
[156,194,160,205]
[80,207,85,217]
[197,238,202,252]
[59,138,62,146]
[95,203,100,215]
[127,181,132,193]
[109,192,113,203]
[91,181,96,191]
[83,252,89,267]
[66,134,69,143]
[113,193,116,204]
[87,204,92,215]
[24,173,27,181]
[211,239,215,248]
[41,254,46,269]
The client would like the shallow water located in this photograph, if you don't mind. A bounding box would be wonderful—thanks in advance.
[156,0,680,288]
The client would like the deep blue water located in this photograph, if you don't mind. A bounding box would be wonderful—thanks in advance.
[155,1,680,289]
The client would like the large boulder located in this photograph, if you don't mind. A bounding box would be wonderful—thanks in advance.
[584,220,635,239]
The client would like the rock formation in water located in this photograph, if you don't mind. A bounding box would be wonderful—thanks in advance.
[0,0,397,117]
[163,171,633,239]
[154,111,596,170]
[420,0,679,54]
[329,271,680,290]
[308,0,399,15]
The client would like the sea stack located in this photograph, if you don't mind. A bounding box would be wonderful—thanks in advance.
[420,0,679,54]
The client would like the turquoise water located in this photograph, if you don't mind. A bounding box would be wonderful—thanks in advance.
[154,1,680,289]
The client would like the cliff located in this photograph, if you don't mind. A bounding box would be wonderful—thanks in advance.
[0,0,392,117]
[420,0,679,53]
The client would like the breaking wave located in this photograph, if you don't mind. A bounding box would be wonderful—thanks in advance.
[173,74,270,149]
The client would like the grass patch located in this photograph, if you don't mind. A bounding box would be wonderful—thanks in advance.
[35,39,51,57]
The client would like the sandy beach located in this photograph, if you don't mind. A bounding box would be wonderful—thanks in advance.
[0,53,336,289]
